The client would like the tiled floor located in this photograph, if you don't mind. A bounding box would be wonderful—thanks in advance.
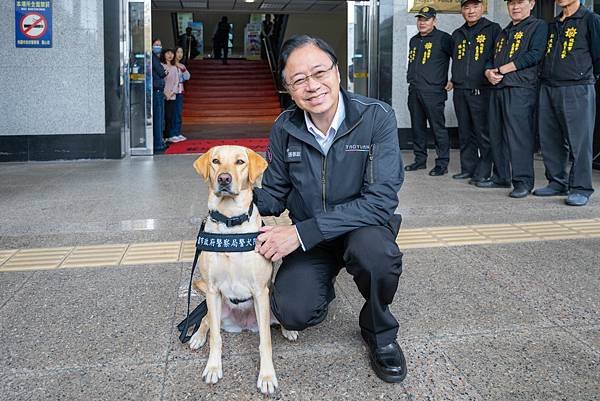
[1,150,599,400]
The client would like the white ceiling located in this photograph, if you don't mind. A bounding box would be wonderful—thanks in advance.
[151,0,347,13]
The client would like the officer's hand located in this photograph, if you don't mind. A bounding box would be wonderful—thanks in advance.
[485,69,503,85]
[445,81,453,92]
[255,225,300,262]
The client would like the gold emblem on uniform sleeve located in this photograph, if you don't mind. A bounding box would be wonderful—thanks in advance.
[422,42,433,64]
[409,47,417,63]
[496,37,505,54]
[546,33,554,55]
[509,31,524,58]
[457,39,466,60]
[561,27,577,59]
[475,34,486,61]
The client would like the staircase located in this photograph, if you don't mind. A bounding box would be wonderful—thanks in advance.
[182,59,282,140]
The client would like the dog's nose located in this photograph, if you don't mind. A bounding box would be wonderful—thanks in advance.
[217,173,232,186]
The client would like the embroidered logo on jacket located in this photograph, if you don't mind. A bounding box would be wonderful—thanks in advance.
[509,31,524,58]
[561,27,577,59]
[345,144,370,152]
[475,34,486,61]
[457,39,467,60]
[422,42,433,64]
[409,47,417,63]
[546,33,555,55]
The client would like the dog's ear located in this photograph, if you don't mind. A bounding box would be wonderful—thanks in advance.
[246,148,268,185]
[193,149,213,181]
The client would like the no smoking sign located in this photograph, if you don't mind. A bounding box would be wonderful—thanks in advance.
[20,13,48,38]
[15,0,53,48]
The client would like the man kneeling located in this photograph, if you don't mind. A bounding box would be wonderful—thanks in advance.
[254,35,407,383]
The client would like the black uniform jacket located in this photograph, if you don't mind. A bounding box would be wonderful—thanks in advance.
[407,28,453,91]
[451,18,502,89]
[541,5,600,86]
[490,16,548,88]
[253,89,404,251]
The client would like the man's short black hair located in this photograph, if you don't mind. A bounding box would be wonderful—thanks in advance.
[278,35,338,85]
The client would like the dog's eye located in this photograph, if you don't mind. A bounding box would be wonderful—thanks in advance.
[212,158,220,165]
[235,159,245,165]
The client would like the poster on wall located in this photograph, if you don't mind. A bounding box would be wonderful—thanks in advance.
[177,12,193,35]
[408,0,487,13]
[244,23,262,60]
[189,21,204,58]
[15,0,52,48]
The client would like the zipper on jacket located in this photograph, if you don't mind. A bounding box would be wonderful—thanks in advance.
[321,156,327,211]
[368,144,375,184]
[320,115,363,213]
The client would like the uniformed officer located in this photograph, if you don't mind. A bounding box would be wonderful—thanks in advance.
[478,0,548,198]
[533,0,600,206]
[405,6,453,176]
[451,0,502,184]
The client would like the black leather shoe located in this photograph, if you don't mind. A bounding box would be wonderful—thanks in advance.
[366,341,407,383]
[509,186,531,198]
[428,166,448,176]
[476,178,511,188]
[404,162,427,171]
[468,177,484,185]
[532,186,568,197]
[452,172,472,179]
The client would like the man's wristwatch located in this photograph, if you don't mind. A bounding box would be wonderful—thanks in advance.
[496,67,504,76]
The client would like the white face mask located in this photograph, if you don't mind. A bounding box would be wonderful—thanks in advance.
[152,45,162,54]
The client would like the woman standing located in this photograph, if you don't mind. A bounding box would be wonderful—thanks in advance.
[160,48,183,143]
[170,46,191,142]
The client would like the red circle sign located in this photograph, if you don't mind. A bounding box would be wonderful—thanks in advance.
[20,13,48,39]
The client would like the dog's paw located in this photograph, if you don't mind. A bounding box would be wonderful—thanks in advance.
[281,328,299,342]
[257,370,278,395]
[202,362,223,384]
[189,330,207,350]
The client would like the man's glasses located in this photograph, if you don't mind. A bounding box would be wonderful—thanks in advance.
[286,62,336,91]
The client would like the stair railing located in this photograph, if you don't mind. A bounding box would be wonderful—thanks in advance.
[262,36,291,109]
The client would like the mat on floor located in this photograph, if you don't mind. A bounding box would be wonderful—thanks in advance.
[164,138,269,154]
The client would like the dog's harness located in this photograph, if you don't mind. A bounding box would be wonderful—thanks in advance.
[177,205,261,343]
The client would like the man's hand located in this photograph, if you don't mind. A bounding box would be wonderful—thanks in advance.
[444,81,454,92]
[255,225,300,262]
[484,69,503,85]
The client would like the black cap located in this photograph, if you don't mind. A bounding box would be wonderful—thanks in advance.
[460,0,482,5]
[415,6,437,19]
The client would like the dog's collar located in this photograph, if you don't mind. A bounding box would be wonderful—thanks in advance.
[208,203,254,227]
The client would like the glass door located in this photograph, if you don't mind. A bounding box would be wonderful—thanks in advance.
[347,1,371,96]
[124,0,153,155]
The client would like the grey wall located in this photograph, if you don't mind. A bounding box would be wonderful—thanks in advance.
[392,0,510,128]
[0,0,106,136]
[284,12,348,87]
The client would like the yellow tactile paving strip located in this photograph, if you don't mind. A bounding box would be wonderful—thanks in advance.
[1,218,600,272]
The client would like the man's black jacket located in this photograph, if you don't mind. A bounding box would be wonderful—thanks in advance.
[451,17,502,89]
[253,89,404,251]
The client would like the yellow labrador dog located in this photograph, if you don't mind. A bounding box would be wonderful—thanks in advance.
[190,145,297,395]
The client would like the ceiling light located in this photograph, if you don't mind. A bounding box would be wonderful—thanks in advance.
[244,0,255,2]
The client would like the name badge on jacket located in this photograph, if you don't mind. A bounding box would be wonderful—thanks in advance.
[285,146,302,162]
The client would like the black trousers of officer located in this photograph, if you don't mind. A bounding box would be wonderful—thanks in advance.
[453,88,493,179]
[488,87,537,189]
[407,87,450,169]
[538,84,596,197]
[271,215,403,348]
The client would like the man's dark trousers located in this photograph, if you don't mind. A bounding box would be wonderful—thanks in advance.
[271,216,403,348]
[407,87,450,168]
[538,84,595,197]
[488,87,537,189]
[453,88,493,179]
